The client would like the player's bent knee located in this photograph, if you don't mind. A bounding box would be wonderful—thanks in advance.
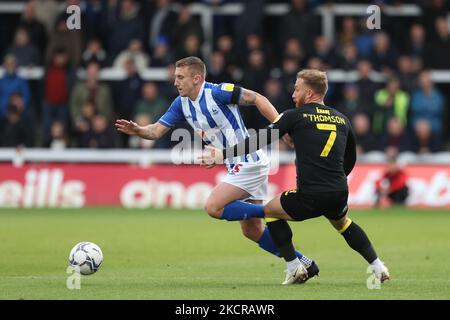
[330,216,351,233]
[203,202,223,219]
[263,206,272,217]
[240,220,264,241]
[264,205,282,219]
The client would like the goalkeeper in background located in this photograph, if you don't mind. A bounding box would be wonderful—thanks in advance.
[375,150,409,207]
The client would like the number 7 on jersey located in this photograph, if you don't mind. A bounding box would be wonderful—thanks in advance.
[316,123,337,157]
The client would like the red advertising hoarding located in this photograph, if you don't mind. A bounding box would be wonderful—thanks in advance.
[0,163,449,208]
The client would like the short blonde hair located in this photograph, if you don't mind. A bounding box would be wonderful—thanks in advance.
[297,69,328,96]
[175,56,207,77]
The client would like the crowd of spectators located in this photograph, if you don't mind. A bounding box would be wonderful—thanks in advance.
[0,0,449,155]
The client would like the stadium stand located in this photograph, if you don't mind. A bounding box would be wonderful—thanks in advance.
[0,0,449,155]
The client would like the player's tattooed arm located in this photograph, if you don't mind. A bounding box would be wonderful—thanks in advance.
[239,88,257,105]
[141,123,170,140]
[239,88,279,123]
[115,120,170,140]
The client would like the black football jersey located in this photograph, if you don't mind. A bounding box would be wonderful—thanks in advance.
[223,103,357,192]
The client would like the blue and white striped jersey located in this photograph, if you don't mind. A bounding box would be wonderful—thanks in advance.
[158,82,267,171]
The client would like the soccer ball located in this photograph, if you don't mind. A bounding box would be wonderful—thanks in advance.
[68,242,103,275]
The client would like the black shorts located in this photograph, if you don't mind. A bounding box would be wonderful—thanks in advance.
[388,186,409,204]
[280,189,349,221]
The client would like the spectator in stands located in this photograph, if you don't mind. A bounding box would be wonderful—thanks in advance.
[355,60,379,108]
[18,0,47,56]
[421,0,450,42]
[33,0,60,36]
[338,16,358,49]
[0,96,34,148]
[73,100,95,146]
[147,0,178,50]
[283,38,307,68]
[216,35,239,71]
[207,51,232,84]
[352,113,376,155]
[405,24,426,63]
[176,34,203,61]
[79,114,117,148]
[374,151,409,208]
[107,0,145,62]
[114,39,150,71]
[99,0,119,43]
[151,36,174,67]
[44,120,69,149]
[313,36,337,69]
[338,43,359,70]
[78,0,104,41]
[280,57,299,98]
[241,50,270,130]
[306,57,324,71]
[424,17,450,69]
[373,77,409,137]
[244,34,275,69]
[279,0,319,54]
[397,55,419,94]
[171,5,204,55]
[6,27,41,67]
[0,55,30,120]
[410,70,445,152]
[42,48,74,140]
[263,78,290,113]
[245,33,267,53]
[70,62,114,123]
[355,17,375,58]
[81,38,107,68]
[378,117,412,153]
[113,57,143,121]
[47,17,82,67]
[412,120,438,154]
[242,49,269,95]
[337,83,371,120]
[243,33,261,60]
[233,0,265,55]
[0,104,28,148]
[134,82,168,123]
[369,32,398,74]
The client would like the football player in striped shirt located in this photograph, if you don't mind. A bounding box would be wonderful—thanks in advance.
[116,57,318,282]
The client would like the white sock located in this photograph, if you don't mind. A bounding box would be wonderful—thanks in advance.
[370,258,384,269]
[287,258,301,273]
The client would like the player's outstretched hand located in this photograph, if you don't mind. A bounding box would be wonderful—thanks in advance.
[198,145,224,167]
[115,119,140,136]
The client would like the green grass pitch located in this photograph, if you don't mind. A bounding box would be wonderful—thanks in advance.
[0,207,449,300]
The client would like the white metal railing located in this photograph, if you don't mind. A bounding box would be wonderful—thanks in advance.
[0,148,449,165]
[2,66,450,83]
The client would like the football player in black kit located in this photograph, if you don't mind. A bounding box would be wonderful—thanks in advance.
[200,69,390,285]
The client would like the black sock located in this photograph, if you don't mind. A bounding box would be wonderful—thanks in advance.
[341,221,377,263]
[267,220,297,262]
